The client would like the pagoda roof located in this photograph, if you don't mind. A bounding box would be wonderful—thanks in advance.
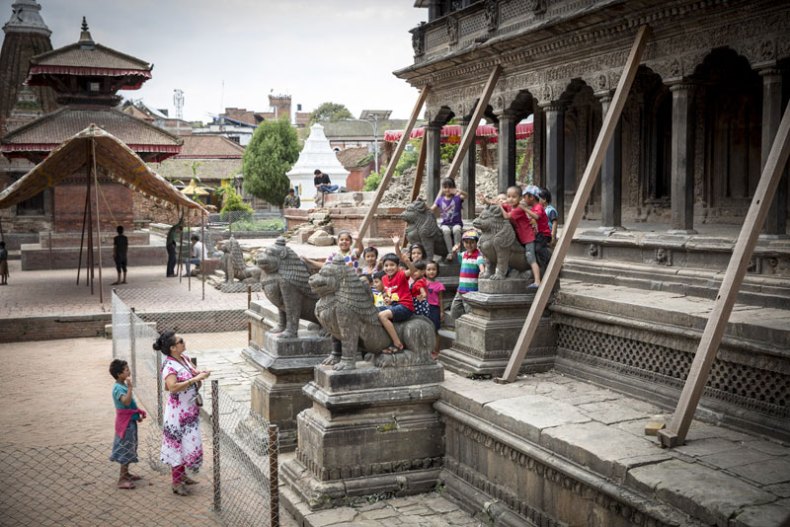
[1,106,182,161]
[26,19,152,87]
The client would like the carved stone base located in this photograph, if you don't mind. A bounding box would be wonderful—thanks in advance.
[244,302,332,451]
[440,278,556,377]
[280,362,445,510]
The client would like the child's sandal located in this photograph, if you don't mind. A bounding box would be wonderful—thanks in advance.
[381,345,399,355]
[117,480,135,490]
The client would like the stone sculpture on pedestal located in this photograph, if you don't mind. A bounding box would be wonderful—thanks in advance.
[220,236,261,283]
[472,204,529,279]
[310,258,435,370]
[257,237,320,338]
[400,198,448,262]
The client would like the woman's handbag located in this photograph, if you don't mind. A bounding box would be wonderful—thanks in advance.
[195,391,204,407]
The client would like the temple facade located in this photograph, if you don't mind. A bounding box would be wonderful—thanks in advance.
[399,0,790,235]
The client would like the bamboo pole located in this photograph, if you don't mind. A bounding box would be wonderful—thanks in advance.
[355,86,430,244]
[497,25,651,383]
[91,136,104,304]
[658,100,790,447]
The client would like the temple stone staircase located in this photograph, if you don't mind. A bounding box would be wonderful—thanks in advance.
[555,229,790,442]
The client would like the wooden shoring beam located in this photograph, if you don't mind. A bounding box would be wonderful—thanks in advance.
[356,86,430,244]
[91,137,104,304]
[497,25,651,384]
[446,65,502,182]
[658,100,790,448]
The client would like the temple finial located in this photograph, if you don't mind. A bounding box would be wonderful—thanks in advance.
[78,16,94,48]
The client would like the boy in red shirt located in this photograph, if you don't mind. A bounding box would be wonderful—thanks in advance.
[523,185,552,274]
[378,252,414,354]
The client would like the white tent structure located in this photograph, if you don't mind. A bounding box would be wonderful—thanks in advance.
[286,123,349,209]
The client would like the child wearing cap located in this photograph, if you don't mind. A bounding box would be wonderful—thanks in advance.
[539,187,558,247]
[523,185,552,274]
[449,230,485,321]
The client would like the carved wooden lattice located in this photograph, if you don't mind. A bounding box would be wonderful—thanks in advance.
[556,325,790,416]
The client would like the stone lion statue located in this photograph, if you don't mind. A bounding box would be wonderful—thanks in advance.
[256,237,320,338]
[472,204,528,280]
[309,259,435,371]
[220,236,261,283]
[400,198,448,262]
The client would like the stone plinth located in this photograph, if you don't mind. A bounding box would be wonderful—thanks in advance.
[281,362,445,510]
[243,301,331,451]
[440,278,556,377]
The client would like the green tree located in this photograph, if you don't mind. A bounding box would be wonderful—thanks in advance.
[242,119,300,207]
[219,182,253,221]
[309,102,353,124]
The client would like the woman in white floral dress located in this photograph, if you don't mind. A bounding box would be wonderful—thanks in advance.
[153,330,211,495]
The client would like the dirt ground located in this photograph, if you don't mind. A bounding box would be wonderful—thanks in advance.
[0,337,286,527]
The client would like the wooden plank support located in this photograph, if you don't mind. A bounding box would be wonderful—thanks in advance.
[446,65,502,182]
[497,25,651,384]
[658,100,790,448]
[356,86,430,243]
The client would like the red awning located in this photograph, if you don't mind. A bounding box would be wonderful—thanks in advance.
[383,122,533,144]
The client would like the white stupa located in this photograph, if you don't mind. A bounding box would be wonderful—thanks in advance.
[287,123,349,209]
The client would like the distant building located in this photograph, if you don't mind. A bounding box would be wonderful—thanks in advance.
[193,94,311,146]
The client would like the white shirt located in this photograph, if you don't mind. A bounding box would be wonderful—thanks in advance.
[192,241,207,259]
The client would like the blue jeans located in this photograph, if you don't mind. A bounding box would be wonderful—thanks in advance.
[317,184,339,193]
[184,257,201,273]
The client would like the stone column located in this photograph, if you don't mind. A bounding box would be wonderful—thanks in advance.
[543,102,565,224]
[497,110,518,191]
[760,68,787,237]
[460,118,477,218]
[425,123,443,203]
[598,93,623,229]
[669,83,696,233]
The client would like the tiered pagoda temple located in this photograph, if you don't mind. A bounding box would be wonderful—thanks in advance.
[0,17,182,268]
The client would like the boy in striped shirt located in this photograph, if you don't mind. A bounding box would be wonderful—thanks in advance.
[450,230,486,321]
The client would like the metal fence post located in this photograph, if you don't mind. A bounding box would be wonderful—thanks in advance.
[268,424,279,527]
[129,307,136,382]
[247,285,252,345]
[212,379,221,512]
[156,350,163,428]
[111,289,117,359]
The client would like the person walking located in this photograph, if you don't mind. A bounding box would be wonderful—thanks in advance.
[112,226,128,285]
[166,218,183,277]
[154,330,211,496]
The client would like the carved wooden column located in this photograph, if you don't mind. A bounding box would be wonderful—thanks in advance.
[460,117,477,218]
[760,68,787,237]
[598,93,623,229]
[532,106,544,187]
[543,102,565,224]
[497,110,518,191]
[669,83,696,233]
[426,123,442,202]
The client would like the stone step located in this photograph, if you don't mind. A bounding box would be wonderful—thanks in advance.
[552,280,790,441]
[562,257,790,309]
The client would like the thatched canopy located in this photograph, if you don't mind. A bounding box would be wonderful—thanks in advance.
[0,124,205,212]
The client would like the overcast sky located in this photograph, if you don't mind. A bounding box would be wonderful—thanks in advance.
[26,0,426,122]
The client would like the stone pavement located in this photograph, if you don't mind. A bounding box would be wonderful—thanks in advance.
[441,371,790,527]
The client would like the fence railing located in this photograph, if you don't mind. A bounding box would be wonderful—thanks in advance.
[111,290,278,527]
